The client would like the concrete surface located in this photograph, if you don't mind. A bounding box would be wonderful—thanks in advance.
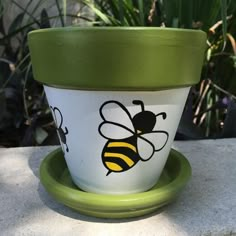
[0,139,236,236]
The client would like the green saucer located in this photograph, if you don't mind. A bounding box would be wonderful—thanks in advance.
[40,148,191,219]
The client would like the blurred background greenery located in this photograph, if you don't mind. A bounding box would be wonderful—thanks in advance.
[0,0,235,147]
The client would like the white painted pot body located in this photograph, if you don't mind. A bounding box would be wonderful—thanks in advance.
[44,86,190,194]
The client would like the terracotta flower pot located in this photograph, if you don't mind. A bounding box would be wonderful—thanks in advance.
[29,27,206,194]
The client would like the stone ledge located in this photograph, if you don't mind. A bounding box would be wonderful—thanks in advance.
[0,139,236,236]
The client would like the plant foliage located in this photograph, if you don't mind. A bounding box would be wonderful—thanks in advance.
[0,0,92,147]
[80,0,236,139]
[0,0,236,147]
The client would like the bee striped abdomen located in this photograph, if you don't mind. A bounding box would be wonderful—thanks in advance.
[102,139,138,175]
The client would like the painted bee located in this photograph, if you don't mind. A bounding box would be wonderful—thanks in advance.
[98,100,169,176]
[50,106,69,153]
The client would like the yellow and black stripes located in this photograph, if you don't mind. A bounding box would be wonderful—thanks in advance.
[102,138,139,175]
[107,142,137,152]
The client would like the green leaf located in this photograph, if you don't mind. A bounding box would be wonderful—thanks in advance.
[25,0,34,12]
[8,13,25,34]
[55,0,65,27]
[180,0,193,28]
[138,0,144,26]
[122,1,140,25]
[192,0,221,31]
[207,48,212,61]
[12,0,40,26]
[221,0,227,47]
[162,0,178,27]
[231,56,236,68]
[40,8,51,28]
[227,0,236,15]
[0,13,77,44]
[118,0,125,25]
[82,0,114,25]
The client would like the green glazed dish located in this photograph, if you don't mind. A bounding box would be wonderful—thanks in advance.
[40,148,191,219]
[28,27,206,90]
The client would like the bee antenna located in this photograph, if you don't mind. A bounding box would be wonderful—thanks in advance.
[133,100,145,111]
[156,112,167,120]
[106,170,112,176]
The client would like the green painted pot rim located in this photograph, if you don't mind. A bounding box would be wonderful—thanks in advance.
[40,148,192,218]
[28,27,207,91]
[29,26,206,35]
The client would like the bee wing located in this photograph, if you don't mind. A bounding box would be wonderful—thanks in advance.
[137,136,155,161]
[99,100,135,132]
[98,121,134,140]
[50,106,62,128]
[140,131,169,152]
